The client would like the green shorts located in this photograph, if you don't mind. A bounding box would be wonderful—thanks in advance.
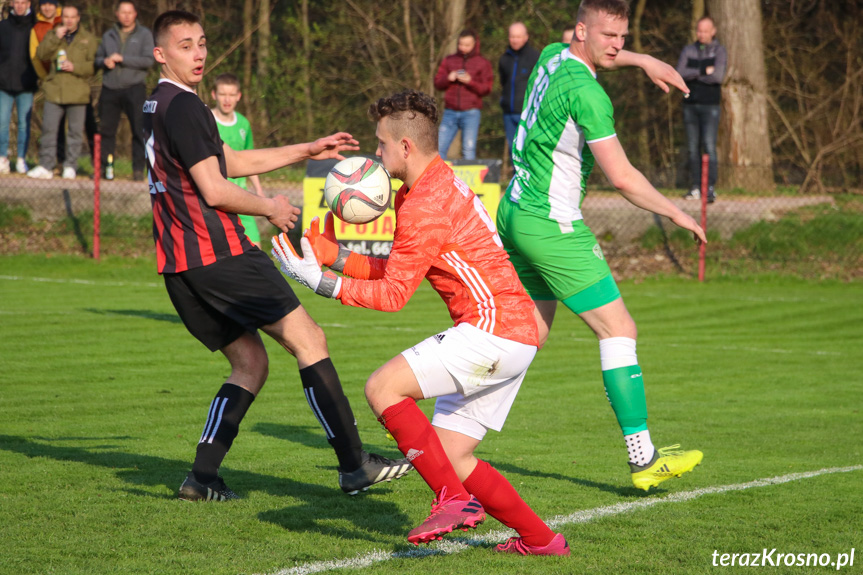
[239,214,261,244]
[497,198,620,314]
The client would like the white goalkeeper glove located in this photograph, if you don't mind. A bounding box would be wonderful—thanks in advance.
[271,234,342,298]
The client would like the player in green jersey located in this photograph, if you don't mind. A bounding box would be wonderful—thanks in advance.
[211,73,264,248]
[497,0,707,491]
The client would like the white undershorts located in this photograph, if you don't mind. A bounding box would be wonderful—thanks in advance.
[400,323,537,440]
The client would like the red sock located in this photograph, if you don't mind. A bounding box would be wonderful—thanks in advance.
[463,459,555,547]
[379,398,469,500]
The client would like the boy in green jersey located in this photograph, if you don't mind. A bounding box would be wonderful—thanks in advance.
[497,0,707,491]
[211,73,264,247]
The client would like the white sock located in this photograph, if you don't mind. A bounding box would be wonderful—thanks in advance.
[625,429,655,467]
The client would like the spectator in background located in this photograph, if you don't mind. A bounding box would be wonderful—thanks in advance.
[433,29,492,161]
[678,16,725,203]
[30,0,65,167]
[499,22,539,160]
[561,25,575,44]
[95,0,154,181]
[30,0,62,79]
[210,73,265,248]
[27,4,98,180]
[0,0,38,174]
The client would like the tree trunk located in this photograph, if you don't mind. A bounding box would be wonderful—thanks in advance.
[632,0,651,179]
[690,0,704,41]
[257,0,270,77]
[402,0,422,89]
[709,0,774,191]
[242,0,254,124]
[301,0,313,140]
[442,0,465,55]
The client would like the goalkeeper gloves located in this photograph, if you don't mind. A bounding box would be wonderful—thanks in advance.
[271,234,341,298]
[304,212,352,272]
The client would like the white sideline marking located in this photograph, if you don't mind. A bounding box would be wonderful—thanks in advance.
[0,275,161,288]
[255,465,862,575]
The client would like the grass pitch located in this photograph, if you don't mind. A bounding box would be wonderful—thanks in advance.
[1,254,860,575]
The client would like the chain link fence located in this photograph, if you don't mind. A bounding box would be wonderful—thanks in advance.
[1,163,861,281]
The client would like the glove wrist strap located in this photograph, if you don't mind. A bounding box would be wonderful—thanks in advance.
[330,245,352,273]
[316,271,342,299]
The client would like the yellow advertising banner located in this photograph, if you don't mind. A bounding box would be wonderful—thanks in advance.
[303,159,502,257]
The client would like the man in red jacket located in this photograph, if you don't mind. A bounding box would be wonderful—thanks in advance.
[433,29,492,161]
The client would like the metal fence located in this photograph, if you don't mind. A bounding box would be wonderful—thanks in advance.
[1,167,860,281]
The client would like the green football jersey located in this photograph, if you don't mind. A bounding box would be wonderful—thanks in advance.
[507,43,616,230]
[213,111,254,190]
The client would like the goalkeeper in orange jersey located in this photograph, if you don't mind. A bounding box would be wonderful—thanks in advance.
[271,90,569,555]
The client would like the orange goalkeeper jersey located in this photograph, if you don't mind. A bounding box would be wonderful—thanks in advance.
[338,156,538,347]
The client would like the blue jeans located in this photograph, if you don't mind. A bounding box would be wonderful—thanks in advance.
[0,90,34,159]
[503,112,520,158]
[683,104,719,188]
[438,108,481,160]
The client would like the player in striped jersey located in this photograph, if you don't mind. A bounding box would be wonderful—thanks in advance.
[497,0,706,491]
[273,90,568,555]
[146,10,411,502]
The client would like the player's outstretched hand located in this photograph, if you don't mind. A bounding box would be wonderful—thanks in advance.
[271,234,341,298]
[671,212,708,244]
[304,212,352,271]
[267,195,301,232]
[641,56,689,95]
[308,133,360,162]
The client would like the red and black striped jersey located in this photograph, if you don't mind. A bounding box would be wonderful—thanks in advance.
[143,79,252,274]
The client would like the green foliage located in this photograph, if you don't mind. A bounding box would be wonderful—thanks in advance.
[0,256,860,574]
[0,203,31,228]
[730,204,863,262]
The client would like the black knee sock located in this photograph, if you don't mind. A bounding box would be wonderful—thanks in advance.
[300,358,364,471]
[191,383,255,484]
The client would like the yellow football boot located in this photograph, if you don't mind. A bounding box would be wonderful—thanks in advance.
[630,444,703,491]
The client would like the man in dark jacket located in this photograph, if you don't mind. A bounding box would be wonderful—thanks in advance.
[433,30,493,160]
[0,0,38,174]
[677,16,726,203]
[95,0,153,181]
[498,22,539,161]
[27,3,98,180]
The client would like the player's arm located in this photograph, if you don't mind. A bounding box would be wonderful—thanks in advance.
[248,174,264,197]
[223,132,359,178]
[274,205,445,311]
[189,156,299,232]
[304,212,386,280]
[611,50,689,95]
[589,136,706,243]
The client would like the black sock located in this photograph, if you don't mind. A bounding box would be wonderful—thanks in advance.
[191,383,255,484]
[299,358,364,471]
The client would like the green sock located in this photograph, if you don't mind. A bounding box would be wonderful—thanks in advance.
[602,365,648,435]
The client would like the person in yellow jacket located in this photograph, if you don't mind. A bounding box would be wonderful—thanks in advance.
[27,4,98,180]
[29,0,63,80]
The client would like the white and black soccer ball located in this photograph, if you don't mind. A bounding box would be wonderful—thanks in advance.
[324,157,392,225]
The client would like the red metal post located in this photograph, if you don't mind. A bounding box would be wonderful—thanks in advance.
[93,134,101,261]
[698,153,708,282]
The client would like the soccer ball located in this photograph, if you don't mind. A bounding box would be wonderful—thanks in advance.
[324,157,392,224]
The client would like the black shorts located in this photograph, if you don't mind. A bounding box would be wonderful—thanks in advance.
[163,249,301,351]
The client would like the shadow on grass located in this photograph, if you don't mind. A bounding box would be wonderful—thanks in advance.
[488,460,666,498]
[85,308,182,323]
[252,422,403,461]
[0,434,413,539]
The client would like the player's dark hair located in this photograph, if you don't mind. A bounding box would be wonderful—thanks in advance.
[153,10,201,47]
[459,29,477,41]
[576,0,630,23]
[213,73,241,90]
[368,90,438,154]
